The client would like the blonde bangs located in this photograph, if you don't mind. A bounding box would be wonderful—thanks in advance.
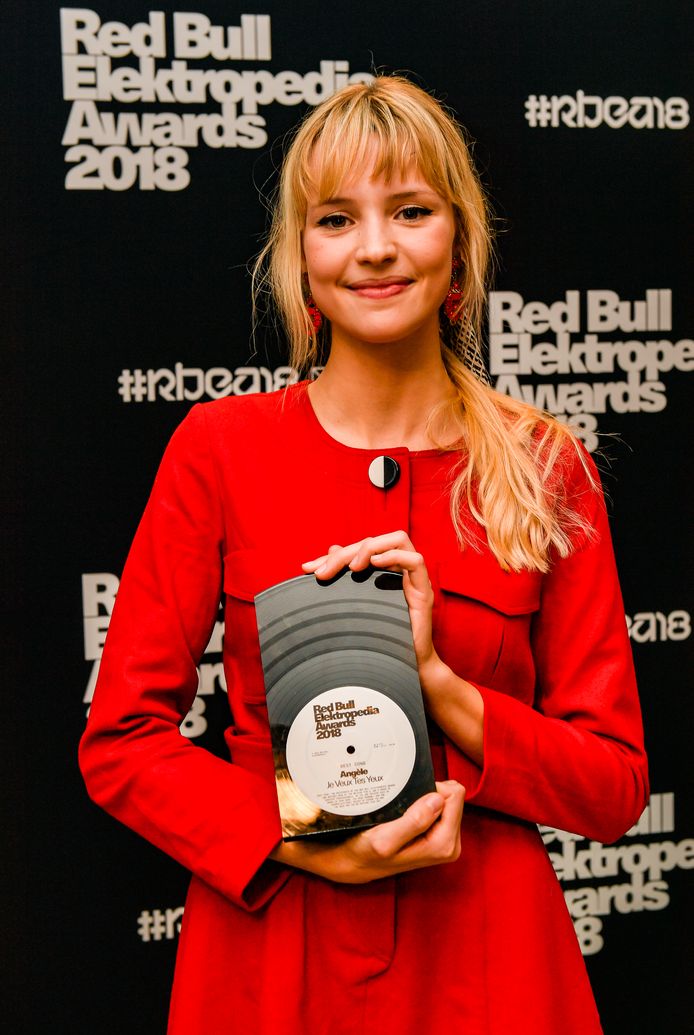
[293,92,455,214]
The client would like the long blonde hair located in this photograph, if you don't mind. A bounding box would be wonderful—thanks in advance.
[253,75,594,573]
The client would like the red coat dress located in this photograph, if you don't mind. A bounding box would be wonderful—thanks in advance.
[80,382,649,1035]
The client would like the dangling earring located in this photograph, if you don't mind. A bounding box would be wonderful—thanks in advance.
[305,293,323,333]
[442,258,492,386]
[443,258,463,323]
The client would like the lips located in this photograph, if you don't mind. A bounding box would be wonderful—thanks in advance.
[347,277,413,299]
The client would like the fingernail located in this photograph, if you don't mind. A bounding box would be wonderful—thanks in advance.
[315,564,327,575]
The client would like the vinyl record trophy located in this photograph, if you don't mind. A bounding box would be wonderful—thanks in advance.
[255,568,436,840]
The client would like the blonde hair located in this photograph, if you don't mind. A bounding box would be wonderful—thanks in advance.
[253,75,595,573]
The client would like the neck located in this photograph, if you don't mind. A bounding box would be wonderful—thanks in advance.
[308,335,458,450]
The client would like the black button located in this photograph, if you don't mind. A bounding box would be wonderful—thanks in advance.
[368,455,400,489]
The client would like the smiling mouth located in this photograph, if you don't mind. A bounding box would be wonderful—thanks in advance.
[347,280,413,299]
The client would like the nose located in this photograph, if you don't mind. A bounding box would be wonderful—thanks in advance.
[355,215,396,265]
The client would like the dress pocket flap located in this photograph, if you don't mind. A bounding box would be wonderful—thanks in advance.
[436,551,541,616]
[223,548,303,603]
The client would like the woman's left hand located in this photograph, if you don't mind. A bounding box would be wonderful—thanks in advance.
[303,531,485,767]
[302,530,438,674]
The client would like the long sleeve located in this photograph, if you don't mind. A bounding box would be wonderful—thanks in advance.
[78,405,287,909]
[445,452,649,843]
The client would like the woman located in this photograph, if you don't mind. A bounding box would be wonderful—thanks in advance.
[80,76,648,1034]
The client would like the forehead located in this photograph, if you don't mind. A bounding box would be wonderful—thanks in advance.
[305,141,439,205]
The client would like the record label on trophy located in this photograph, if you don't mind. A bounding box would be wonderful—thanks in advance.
[285,685,416,816]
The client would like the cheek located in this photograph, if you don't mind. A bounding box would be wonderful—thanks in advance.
[426,259,454,310]
[420,233,455,293]
[304,240,340,287]
[434,265,453,302]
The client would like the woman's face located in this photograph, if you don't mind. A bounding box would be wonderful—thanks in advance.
[302,150,457,355]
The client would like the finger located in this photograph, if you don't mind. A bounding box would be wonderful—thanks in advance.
[391,784,464,870]
[435,780,466,798]
[435,781,466,817]
[301,556,329,571]
[368,548,423,566]
[310,540,376,577]
[305,541,365,577]
[365,792,444,858]
[424,782,465,845]
[368,549,432,591]
[305,532,416,579]
[301,544,343,573]
[348,530,415,571]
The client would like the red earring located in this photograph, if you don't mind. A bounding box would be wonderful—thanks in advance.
[443,259,463,323]
[305,293,323,333]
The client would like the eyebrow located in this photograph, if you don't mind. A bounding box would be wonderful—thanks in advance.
[315,189,436,206]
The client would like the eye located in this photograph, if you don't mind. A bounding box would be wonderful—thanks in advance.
[317,213,351,229]
[397,205,433,221]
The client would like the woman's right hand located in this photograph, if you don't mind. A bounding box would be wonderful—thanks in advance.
[270,780,465,883]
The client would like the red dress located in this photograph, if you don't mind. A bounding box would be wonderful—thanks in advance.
[80,383,648,1034]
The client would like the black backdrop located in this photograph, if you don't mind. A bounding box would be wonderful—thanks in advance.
[5,2,693,1032]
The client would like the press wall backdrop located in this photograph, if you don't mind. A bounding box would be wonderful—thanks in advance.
[6,2,693,1032]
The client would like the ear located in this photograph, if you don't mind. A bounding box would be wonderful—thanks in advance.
[452,214,465,255]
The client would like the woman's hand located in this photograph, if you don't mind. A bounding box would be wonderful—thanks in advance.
[270,781,465,883]
[303,531,485,767]
[302,530,439,672]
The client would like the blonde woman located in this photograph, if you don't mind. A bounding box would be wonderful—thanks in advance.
[80,77,648,1034]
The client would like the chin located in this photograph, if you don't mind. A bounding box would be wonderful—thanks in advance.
[339,314,435,345]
